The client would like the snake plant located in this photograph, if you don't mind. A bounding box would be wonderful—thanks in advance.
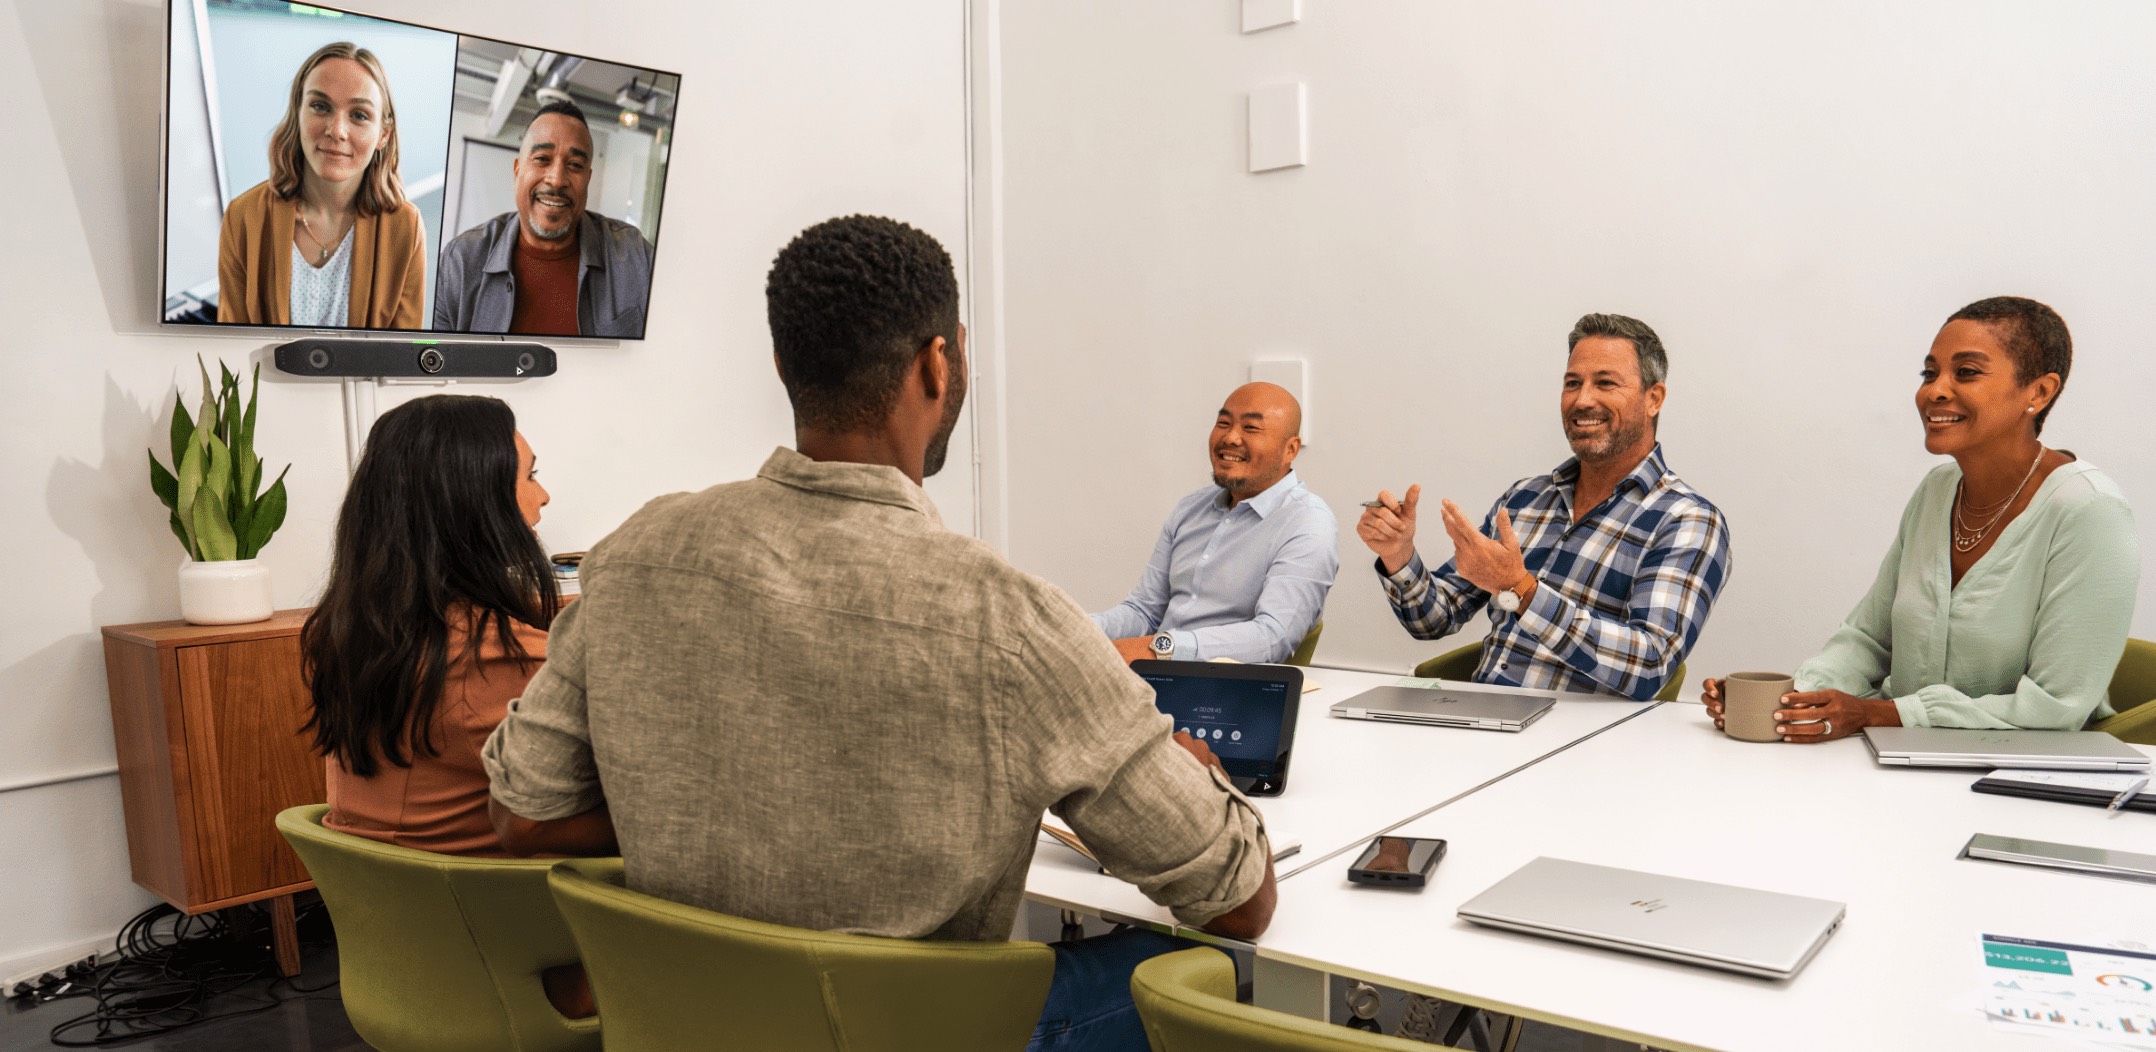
[148,358,290,561]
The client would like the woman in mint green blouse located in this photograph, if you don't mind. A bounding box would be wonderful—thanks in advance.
[1704,297,2139,740]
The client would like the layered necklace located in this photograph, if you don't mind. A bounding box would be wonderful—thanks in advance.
[1952,445,2044,553]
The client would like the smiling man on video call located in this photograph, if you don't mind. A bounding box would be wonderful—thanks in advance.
[434,100,655,338]
[1357,314,1733,700]
[1092,381,1339,665]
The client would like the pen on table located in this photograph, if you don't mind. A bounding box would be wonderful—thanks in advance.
[2106,775,2149,812]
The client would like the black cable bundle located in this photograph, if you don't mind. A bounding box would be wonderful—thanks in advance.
[34,899,337,1047]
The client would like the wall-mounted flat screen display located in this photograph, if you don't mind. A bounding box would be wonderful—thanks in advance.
[162,0,680,339]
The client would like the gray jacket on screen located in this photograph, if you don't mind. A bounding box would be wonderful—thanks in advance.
[432,211,655,338]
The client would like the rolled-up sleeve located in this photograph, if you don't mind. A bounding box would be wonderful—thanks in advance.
[1016,596,1269,928]
[481,598,605,820]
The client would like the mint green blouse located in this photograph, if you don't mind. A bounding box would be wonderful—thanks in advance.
[1795,459,2139,730]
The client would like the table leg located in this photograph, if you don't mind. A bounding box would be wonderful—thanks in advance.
[268,894,301,977]
[1252,956,1329,1019]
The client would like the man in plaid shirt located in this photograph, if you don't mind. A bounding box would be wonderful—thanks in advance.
[1356,314,1732,701]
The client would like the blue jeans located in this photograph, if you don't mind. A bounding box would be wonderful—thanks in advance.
[1026,928,1224,1052]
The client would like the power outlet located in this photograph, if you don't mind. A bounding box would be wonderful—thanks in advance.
[4,950,101,998]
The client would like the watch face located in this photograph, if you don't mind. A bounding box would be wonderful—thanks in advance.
[1495,590,1520,613]
[1150,634,1175,655]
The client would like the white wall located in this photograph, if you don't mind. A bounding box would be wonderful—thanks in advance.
[0,0,968,974]
[991,1,2156,681]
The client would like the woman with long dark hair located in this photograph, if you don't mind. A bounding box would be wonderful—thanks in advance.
[303,394,559,852]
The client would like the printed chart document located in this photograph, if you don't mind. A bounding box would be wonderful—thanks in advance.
[1978,934,2156,1048]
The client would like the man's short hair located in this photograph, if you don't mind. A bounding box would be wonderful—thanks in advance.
[765,216,960,432]
[529,99,588,131]
[1947,296,2072,434]
[1567,313,1668,388]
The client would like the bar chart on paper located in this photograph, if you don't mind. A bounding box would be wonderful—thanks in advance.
[1979,935,2156,1048]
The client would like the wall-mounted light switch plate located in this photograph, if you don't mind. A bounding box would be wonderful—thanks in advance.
[1242,0,1301,33]
[1248,81,1307,173]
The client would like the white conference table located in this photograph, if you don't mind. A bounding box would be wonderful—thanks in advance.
[1024,664,1657,934]
[1250,701,2156,1051]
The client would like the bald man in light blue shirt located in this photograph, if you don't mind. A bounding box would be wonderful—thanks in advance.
[1093,383,1339,665]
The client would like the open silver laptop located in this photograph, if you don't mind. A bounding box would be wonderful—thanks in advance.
[1863,727,2151,772]
[1329,685,1554,732]
[1457,857,1846,979]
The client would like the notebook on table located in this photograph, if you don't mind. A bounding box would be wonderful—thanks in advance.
[1971,769,2156,812]
[1456,857,1846,979]
[1862,727,2150,772]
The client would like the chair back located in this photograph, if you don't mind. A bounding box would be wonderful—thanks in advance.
[2095,638,2156,744]
[1132,948,1430,1051]
[1412,642,1687,702]
[1287,620,1324,666]
[274,804,600,1052]
[1411,642,1481,681]
[545,857,1054,1052]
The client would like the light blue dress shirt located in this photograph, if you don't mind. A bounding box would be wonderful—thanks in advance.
[1092,471,1339,663]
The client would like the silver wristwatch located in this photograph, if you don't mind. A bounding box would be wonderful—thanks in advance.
[1149,632,1176,660]
[1494,581,1529,614]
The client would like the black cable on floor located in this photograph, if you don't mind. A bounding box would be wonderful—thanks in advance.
[31,898,337,1047]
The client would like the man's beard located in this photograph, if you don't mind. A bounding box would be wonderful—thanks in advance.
[1565,415,1647,462]
[522,194,578,242]
[1211,469,1254,494]
[922,361,969,478]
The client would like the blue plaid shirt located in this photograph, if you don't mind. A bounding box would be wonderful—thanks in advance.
[1378,445,1732,700]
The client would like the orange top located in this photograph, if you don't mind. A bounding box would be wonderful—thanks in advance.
[508,233,581,336]
[216,180,426,329]
[324,613,547,856]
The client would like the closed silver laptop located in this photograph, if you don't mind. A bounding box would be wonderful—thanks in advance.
[1456,857,1846,979]
[1863,727,2150,772]
[1328,684,1554,732]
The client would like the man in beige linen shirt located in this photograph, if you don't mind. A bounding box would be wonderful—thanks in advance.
[483,215,1274,1051]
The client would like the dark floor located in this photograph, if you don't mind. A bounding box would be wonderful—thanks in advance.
[0,938,365,1052]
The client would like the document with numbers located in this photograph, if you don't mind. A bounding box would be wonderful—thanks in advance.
[1978,934,2156,1049]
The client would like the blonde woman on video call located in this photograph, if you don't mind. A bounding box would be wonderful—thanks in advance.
[216,41,425,329]
[1704,296,2139,742]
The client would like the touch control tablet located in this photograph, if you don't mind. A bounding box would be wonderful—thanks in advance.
[1131,659,1302,795]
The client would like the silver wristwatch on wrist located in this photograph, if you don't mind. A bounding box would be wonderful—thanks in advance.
[1149,632,1176,660]
[1494,579,1530,614]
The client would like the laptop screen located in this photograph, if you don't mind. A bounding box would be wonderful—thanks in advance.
[1132,661,1300,789]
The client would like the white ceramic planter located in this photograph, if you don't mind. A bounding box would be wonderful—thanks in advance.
[177,558,274,625]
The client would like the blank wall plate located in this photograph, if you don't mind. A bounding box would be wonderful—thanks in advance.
[1242,0,1301,33]
[1250,359,1309,443]
[1248,81,1307,173]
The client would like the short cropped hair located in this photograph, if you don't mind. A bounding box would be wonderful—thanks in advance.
[765,216,960,432]
[1946,296,2072,434]
[1567,313,1668,388]
[528,99,588,132]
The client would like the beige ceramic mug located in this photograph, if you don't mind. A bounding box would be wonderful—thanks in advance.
[1723,672,1794,743]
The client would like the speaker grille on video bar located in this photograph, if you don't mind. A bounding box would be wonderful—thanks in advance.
[273,340,557,379]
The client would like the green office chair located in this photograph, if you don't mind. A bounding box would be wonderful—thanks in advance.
[546,857,1054,1052]
[1287,620,1323,667]
[1411,642,1687,702]
[2094,637,2156,745]
[1132,947,1430,1051]
[274,804,600,1052]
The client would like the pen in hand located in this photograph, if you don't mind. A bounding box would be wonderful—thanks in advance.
[2106,775,2149,813]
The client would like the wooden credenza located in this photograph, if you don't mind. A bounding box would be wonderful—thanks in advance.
[102,609,324,974]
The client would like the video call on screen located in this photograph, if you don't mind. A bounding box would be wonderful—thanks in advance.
[163,0,680,339]
[1140,675,1288,776]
